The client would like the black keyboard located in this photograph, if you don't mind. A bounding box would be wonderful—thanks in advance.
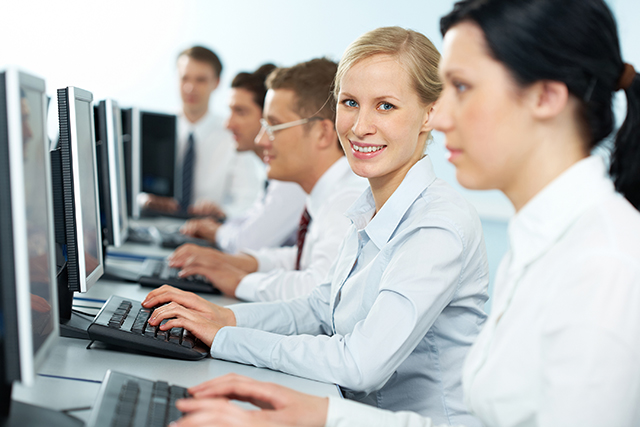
[87,295,210,360]
[138,258,221,294]
[86,370,190,427]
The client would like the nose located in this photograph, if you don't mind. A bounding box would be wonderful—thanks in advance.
[224,115,232,130]
[431,93,453,133]
[255,126,271,148]
[352,109,376,139]
[183,82,194,94]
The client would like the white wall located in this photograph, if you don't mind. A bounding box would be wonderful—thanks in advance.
[1,0,638,220]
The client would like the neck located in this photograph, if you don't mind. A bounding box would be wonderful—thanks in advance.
[504,130,588,212]
[369,154,423,214]
[297,152,343,194]
[183,107,207,124]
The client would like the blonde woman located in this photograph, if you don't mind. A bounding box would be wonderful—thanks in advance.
[148,27,488,425]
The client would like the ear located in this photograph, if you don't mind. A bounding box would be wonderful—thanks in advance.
[210,77,220,93]
[315,119,339,150]
[528,80,569,120]
[419,101,437,133]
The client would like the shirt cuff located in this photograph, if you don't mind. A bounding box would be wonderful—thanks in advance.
[209,325,282,365]
[234,272,269,301]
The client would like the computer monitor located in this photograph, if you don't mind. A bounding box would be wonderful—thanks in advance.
[140,111,177,198]
[121,107,141,219]
[53,86,104,339]
[94,99,129,248]
[0,68,79,426]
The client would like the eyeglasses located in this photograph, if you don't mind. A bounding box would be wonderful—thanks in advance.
[259,117,323,141]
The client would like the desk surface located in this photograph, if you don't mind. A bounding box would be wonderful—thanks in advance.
[13,239,340,423]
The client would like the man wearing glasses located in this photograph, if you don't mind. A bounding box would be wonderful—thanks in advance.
[168,58,367,302]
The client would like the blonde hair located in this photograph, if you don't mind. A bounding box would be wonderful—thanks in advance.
[334,26,442,107]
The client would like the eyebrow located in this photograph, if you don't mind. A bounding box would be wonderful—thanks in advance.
[339,91,402,103]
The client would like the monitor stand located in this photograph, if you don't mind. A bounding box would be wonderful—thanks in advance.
[1,383,83,427]
[57,263,93,340]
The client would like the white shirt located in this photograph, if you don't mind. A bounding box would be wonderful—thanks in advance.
[215,179,307,254]
[325,156,640,427]
[213,156,489,423]
[177,112,264,218]
[234,157,367,301]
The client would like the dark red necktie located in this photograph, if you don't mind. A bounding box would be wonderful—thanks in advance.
[295,208,311,270]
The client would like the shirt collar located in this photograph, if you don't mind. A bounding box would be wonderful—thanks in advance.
[507,155,614,271]
[346,155,437,250]
[307,157,353,219]
[178,111,216,146]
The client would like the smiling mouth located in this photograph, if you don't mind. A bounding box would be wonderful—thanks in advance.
[350,141,386,153]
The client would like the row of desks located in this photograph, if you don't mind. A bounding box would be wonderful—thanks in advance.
[13,221,340,423]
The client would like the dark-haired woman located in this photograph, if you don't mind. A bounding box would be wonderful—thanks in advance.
[166,0,640,426]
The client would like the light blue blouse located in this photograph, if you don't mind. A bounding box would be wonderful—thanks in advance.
[212,156,489,426]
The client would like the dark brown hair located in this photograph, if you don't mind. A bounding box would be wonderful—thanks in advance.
[178,46,223,79]
[231,63,276,109]
[266,58,338,122]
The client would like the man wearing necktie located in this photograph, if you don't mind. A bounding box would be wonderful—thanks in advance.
[142,46,263,219]
[168,58,367,302]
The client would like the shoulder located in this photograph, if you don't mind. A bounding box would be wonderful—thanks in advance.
[408,178,484,241]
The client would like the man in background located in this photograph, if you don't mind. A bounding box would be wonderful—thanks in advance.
[143,45,263,219]
[180,64,307,253]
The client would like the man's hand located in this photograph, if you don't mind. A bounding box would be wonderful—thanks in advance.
[180,218,221,244]
[142,285,236,327]
[144,194,180,213]
[173,374,328,427]
[169,244,259,273]
[179,261,248,298]
[189,200,226,221]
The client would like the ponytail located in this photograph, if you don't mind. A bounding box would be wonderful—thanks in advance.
[610,70,640,210]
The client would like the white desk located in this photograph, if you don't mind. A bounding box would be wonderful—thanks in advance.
[13,240,340,423]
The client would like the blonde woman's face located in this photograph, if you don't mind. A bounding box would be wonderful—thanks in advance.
[336,54,433,186]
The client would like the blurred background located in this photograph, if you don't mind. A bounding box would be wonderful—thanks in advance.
[2,0,637,310]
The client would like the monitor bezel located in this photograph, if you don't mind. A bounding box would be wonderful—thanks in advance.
[65,87,104,292]
[105,100,128,245]
[128,107,141,219]
[3,68,60,386]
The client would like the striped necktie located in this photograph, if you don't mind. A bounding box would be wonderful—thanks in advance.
[180,132,195,212]
[295,207,311,270]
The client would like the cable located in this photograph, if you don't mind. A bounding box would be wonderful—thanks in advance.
[61,406,92,414]
[73,296,107,303]
[71,307,98,317]
[38,373,102,384]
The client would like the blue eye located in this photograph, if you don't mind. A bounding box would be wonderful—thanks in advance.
[453,81,469,93]
[343,99,358,108]
[379,102,395,111]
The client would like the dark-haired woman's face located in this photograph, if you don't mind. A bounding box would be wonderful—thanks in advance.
[433,22,538,194]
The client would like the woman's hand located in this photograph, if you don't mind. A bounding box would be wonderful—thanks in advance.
[142,285,236,327]
[146,300,223,347]
[173,374,328,427]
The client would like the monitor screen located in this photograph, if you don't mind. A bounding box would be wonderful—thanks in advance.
[0,69,59,388]
[121,108,141,219]
[95,100,128,247]
[74,95,101,278]
[57,87,104,292]
[140,111,176,197]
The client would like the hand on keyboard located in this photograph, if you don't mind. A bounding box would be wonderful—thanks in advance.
[169,244,258,273]
[143,285,236,347]
[180,217,221,243]
[173,373,328,427]
[178,260,249,298]
[168,244,259,297]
